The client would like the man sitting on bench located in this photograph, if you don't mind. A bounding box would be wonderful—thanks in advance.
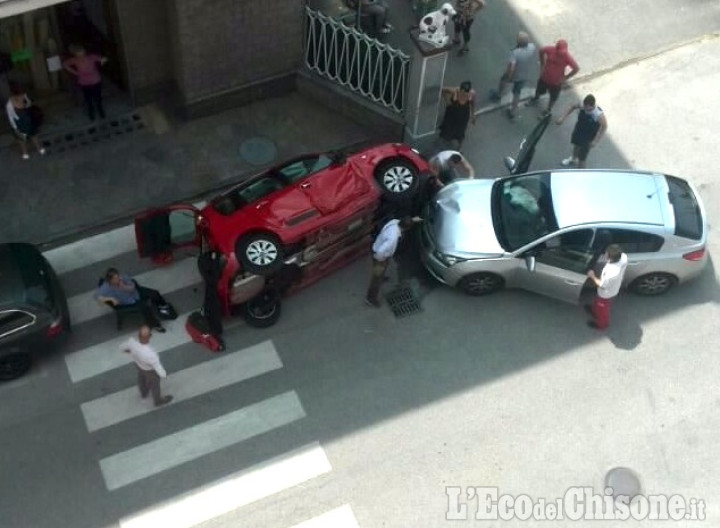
[95,267,172,333]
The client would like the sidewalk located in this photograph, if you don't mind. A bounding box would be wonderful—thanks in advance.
[0,92,373,248]
[4,0,717,249]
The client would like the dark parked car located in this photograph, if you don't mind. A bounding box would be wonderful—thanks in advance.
[0,243,71,380]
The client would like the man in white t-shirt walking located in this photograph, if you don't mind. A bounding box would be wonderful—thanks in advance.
[121,325,173,406]
[585,244,628,329]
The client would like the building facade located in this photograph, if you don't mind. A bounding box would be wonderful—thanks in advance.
[0,0,305,117]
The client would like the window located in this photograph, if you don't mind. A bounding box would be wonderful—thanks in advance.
[0,310,36,339]
[666,175,703,240]
[595,228,664,253]
[530,229,594,274]
[237,176,285,203]
[493,172,557,251]
[276,155,333,184]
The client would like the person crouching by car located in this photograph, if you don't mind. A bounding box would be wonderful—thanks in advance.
[585,244,628,330]
[5,83,46,160]
[95,268,174,333]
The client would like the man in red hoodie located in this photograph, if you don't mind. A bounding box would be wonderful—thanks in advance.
[526,39,579,117]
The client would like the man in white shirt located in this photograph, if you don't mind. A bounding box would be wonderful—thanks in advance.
[365,216,421,307]
[428,150,475,185]
[585,244,628,329]
[121,325,173,406]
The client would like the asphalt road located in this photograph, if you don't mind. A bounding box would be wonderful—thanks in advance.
[2,4,720,528]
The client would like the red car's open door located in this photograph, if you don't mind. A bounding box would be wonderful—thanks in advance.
[134,205,201,261]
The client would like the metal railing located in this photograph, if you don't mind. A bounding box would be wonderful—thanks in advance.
[303,7,411,114]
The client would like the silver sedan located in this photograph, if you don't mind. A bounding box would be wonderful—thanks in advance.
[420,169,708,303]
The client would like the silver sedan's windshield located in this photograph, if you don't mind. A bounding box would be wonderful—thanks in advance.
[492,172,557,251]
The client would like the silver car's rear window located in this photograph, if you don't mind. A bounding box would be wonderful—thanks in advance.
[666,175,703,240]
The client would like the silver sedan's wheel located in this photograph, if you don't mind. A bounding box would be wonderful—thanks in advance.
[629,273,677,296]
[375,159,419,201]
[458,273,504,296]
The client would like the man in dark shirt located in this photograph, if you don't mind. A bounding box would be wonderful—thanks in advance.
[96,267,172,332]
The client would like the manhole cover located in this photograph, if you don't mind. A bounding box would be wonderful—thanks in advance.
[240,137,277,166]
[605,467,641,504]
[385,285,422,318]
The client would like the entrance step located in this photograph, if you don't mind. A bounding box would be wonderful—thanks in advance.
[40,111,147,154]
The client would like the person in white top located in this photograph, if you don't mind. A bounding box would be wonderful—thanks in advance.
[365,216,421,307]
[429,150,475,185]
[120,325,173,406]
[585,244,628,329]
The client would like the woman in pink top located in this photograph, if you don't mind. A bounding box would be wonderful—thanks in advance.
[63,44,108,121]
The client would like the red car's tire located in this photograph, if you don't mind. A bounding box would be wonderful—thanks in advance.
[236,233,285,276]
[375,158,419,202]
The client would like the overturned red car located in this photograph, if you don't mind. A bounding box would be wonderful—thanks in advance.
[134,143,429,325]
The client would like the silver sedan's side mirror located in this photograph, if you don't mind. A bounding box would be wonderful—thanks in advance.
[525,255,536,272]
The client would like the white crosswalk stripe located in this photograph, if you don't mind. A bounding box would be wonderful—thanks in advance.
[65,312,193,383]
[42,200,207,275]
[81,340,282,431]
[48,223,360,527]
[43,224,138,275]
[100,391,306,490]
[289,505,360,528]
[118,442,332,528]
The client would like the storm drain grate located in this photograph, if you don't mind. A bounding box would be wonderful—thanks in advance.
[385,285,422,318]
[42,112,146,153]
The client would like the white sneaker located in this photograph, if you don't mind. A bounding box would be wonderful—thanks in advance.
[561,157,576,167]
[22,154,29,160]
[39,148,46,155]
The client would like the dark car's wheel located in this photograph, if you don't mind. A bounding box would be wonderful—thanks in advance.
[242,289,282,328]
[375,158,419,202]
[458,273,505,296]
[629,272,678,296]
[0,352,33,381]
[237,233,285,276]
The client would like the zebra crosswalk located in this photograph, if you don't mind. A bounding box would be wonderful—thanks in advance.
[42,222,361,528]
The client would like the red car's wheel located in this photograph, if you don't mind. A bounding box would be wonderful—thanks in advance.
[375,158,419,202]
[236,233,285,276]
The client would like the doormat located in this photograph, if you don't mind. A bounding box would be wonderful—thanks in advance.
[385,285,422,318]
[41,112,146,153]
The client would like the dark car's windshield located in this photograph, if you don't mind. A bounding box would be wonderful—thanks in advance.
[492,172,558,251]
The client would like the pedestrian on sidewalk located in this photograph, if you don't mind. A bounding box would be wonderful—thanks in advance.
[121,325,173,407]
[526,39,579,117]
[63,44,108,121]
[585,244,628,330]
[5,83,46,160]
[453,0,485,56]
[438,81,476,150]
[555,94,608,168]
[365,216,421,307]
[359,0,393,35]
[429,150,475,184]
[489,31,537,120]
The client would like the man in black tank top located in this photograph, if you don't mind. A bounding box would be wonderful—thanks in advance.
[555,94,608,168]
